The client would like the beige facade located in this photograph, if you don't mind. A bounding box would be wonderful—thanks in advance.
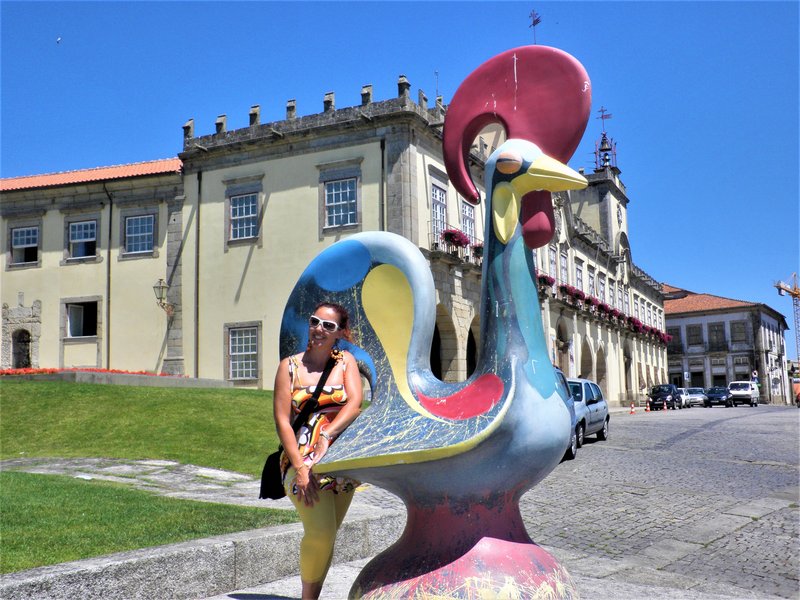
[535,160,667,406]
[1,162,182,373]
[1,81,666,405]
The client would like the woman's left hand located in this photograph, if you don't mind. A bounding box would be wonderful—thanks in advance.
[312,434,331,464]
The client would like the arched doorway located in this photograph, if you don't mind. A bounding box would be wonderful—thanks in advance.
[431,305,459,382]
[430,325,442,380]
[12,329,31,369]
[623,343,633,403]
[556,319,571,375]
[595,345,608,397]
[466,316,481,378]
[579,339,593,379]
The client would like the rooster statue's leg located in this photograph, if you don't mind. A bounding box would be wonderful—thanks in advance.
[350,493,576,599]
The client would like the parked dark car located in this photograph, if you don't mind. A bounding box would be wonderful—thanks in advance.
[705,386,732,407]
[648,384,681,410]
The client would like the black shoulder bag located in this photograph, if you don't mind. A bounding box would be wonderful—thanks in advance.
[259,355,337,500]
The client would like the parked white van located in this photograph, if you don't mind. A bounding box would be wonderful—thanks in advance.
[728,381,760,407]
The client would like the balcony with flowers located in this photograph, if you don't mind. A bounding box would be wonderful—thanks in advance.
[428,222,483,268]
[538,277,671,345]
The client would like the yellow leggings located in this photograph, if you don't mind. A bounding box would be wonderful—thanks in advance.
[285,468,355,584]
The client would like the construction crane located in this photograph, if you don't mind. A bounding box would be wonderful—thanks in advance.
[775,273,800,361]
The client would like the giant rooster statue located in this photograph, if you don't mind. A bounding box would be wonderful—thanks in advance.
[280,45,591,598]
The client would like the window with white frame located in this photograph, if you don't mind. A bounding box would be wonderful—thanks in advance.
[623,286,630,314]
[560,252,568,283]
[588,267,596,297]
[124,214,154,254]
[646,304,652,325]
[229,326,258,380]
[431,183,448,241]
[549,246,557,277]
[11,226,39,264]
[66,302,97,337]
[598,274,606,302]
[230,193,259,240]
[325,179,358,228]
[609,279,616,307]
[461,201,475,243]
[69,220,97,258]
[575,259,584,290]
[634,296,640,319]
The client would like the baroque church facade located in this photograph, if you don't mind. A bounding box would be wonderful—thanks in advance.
[1,79,667,405]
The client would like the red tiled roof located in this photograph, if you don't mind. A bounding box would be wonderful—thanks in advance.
[663,284,757,315]
[0,158,182,192]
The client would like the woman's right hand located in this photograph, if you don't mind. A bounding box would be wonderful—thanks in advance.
[294,464,319,507]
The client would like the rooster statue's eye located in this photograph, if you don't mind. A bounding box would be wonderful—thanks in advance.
[495,151,523,174]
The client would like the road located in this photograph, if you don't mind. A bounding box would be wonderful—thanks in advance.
[520,405,799,598]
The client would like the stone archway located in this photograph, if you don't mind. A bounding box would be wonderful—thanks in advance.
[466,316,480,378]
[595,345,608,397]
[623,342,633,403]
[579,338,593,379]
[430,324,442,380]
[555,318,571,375]
[432,304,459,382]
[12,329,31,369]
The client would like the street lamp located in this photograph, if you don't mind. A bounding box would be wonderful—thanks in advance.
[152,278,173,317]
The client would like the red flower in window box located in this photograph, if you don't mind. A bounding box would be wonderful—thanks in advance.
[441,229,470,248]
[537,274,556,287]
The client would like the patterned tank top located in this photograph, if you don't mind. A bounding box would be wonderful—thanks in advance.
[280,353,359,494]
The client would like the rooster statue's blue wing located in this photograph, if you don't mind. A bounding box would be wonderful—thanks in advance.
[280,231,513,475]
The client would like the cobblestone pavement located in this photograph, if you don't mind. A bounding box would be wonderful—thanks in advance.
[521,406,800,598]
[3,405,798,598]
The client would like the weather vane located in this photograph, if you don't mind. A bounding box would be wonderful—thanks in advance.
[597,106,613,133]
[529,10,542,44]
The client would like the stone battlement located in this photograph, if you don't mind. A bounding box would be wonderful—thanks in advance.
[182,77,446,153]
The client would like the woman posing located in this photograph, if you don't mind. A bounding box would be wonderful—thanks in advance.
[273,302,363,600]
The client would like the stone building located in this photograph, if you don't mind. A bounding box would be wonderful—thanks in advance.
[663,284,791,404]
[1,160,183,373]
[1,80,667,405]
[534,133,667,406]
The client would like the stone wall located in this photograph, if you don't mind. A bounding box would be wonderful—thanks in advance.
[2,298,41,369]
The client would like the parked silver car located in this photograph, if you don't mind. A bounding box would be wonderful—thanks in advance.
[676,388,691,409]
[567,378,610,447]
[683,387,708,407]
[556,368,578,461]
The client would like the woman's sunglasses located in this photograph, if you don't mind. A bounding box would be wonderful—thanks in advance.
[309,315,341,332]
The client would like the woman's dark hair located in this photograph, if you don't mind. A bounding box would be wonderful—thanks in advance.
[314,302,351,341]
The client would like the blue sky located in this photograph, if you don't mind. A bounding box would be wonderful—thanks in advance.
[2,1,798,359]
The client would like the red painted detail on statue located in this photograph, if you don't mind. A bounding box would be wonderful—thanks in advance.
[417,374,504,420]
[521,190,556,249]
[442,45,592,204]
[358,537,576,599]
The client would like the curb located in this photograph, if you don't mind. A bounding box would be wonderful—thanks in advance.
[0,372,232,388]
[0,510,405,600]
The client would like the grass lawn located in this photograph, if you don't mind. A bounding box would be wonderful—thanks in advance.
[0,471,297,573]
[0,379,297,573]
[1,380,278,475]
